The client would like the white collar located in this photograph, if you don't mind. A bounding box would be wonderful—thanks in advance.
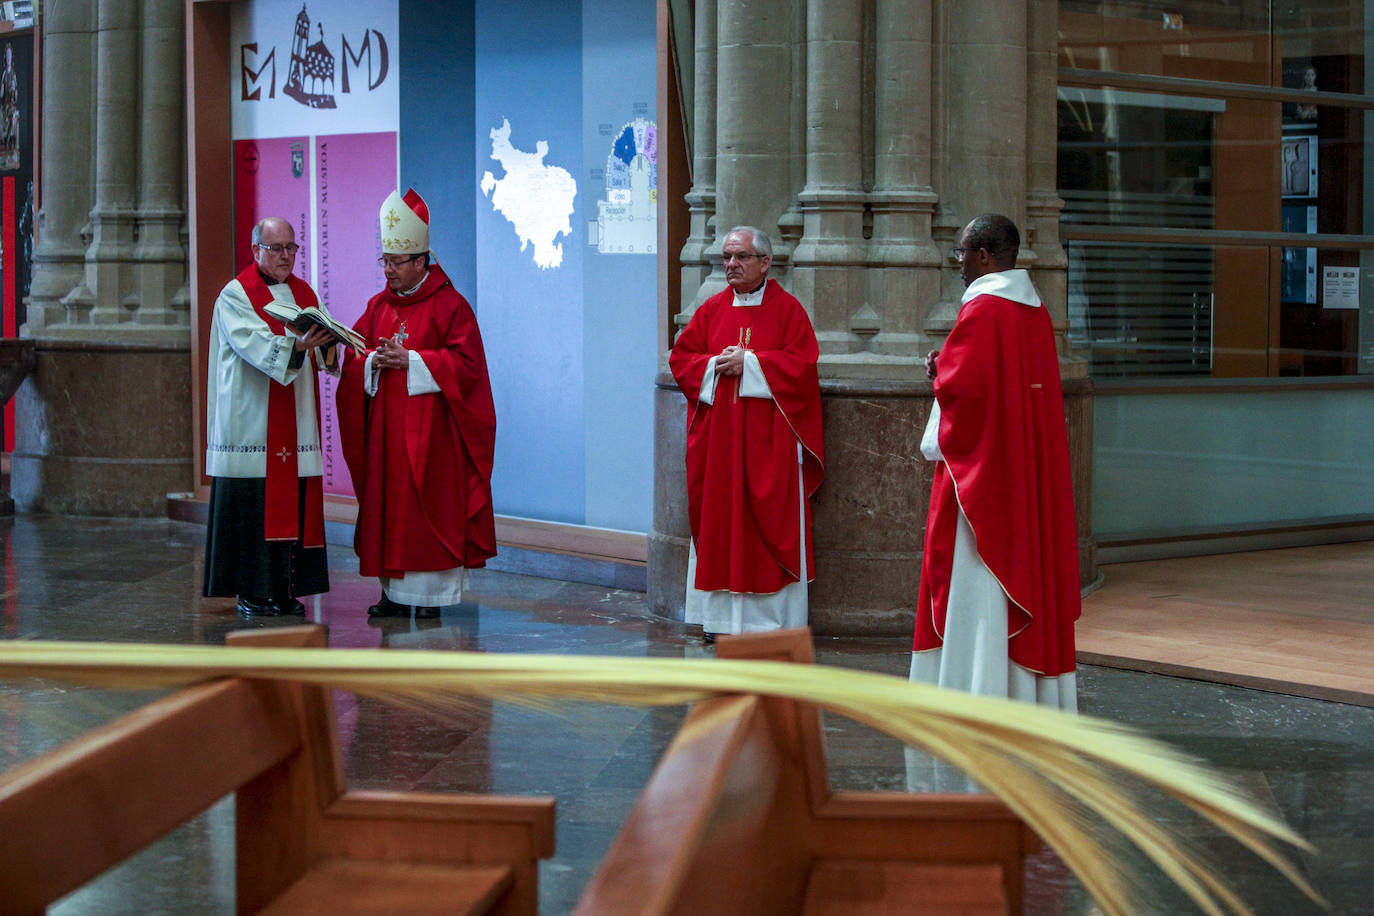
[732,280,767,307]
[398,269,430,298]
[962,268,1041,307]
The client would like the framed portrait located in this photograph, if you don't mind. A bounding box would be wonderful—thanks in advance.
[1280,135,1317,198]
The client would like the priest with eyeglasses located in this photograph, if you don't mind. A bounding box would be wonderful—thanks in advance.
[203,216,337,617]
[669,226,825,639]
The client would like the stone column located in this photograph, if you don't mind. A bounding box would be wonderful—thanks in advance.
[12,0,194,517]
[25,0,95,332]
[867,0,941,362]
[788,0,865,358]
[648,0,1096,631]
[82,0,142,325]
[942,7,1029,228]
[925,4,1030,335]
[710,0,794,270]
[133,0,189,328]
[676,0,717,323]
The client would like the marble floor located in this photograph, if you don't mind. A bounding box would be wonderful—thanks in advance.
[1,515,1371,915]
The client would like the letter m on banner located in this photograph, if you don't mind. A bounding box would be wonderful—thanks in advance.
[241,43,276,100]
[340,30,389,93]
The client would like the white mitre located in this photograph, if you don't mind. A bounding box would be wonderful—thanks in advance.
[379,188,430,254]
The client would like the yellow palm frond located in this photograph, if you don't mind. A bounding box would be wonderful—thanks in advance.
[0,640,1323,915]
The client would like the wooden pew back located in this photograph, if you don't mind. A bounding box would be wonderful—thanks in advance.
[573,628,1038,916]
[0,625,554,916]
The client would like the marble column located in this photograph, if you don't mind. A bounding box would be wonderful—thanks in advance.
[788,0,865,358]
[26,0,95,332]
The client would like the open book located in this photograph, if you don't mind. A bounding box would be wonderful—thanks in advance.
[263,301,365,352]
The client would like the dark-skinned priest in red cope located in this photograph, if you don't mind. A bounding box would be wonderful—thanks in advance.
[203,216,338,617]
[338,189,497,621]
[913,213,1080,711]
[670,226,825,639]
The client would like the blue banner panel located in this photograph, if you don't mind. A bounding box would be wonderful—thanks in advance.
[474,0,586,524]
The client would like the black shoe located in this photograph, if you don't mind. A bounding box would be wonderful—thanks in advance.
[701,631,717,644]
[272,597,306,615]
[367,596,409,618]
[414,605,441,619]
[238,595,289,617]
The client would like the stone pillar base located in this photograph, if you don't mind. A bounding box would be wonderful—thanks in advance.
[12,341,193,516]
[649,373,1097,637]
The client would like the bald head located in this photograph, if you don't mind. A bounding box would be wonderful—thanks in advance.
[251,217,294,247]
[251,217,298,284]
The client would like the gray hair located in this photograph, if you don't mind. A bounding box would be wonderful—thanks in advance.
[251,217,294,246]
[725,225,773,259]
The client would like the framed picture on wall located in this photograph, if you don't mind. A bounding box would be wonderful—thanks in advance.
[1280,205,1318,305]
[1281,135,1317,198]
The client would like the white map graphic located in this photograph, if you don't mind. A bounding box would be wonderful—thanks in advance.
[480,118,577,269]
[592,117,657,254]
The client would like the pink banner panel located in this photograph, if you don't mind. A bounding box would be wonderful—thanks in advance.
[232,137,312,277]
[315,131,397,497]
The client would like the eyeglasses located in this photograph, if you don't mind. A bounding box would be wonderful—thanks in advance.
[378,255,422,268]
[255,243,300,255]
[950,247,982,263]
[723,252,764,264]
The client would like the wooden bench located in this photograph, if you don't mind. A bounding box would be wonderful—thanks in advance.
[573,628,1039,915]
[1,626,1038,915]
[0,625,554,916]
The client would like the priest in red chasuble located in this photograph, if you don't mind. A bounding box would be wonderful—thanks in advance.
[669,226,825,638]
[913,213,1079,710]
[338,189,497,621]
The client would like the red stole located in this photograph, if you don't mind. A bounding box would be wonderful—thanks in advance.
[914,292,1080,677]
[669,280,825,594]
[236,264,325,547]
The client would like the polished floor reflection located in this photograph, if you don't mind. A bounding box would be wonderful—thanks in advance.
[1,515,1370,915]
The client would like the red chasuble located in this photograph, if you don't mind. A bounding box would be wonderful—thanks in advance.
[337,266,497,579]
[236,265,325,547]
[914,285,1080,677]
[669,280,825,594]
